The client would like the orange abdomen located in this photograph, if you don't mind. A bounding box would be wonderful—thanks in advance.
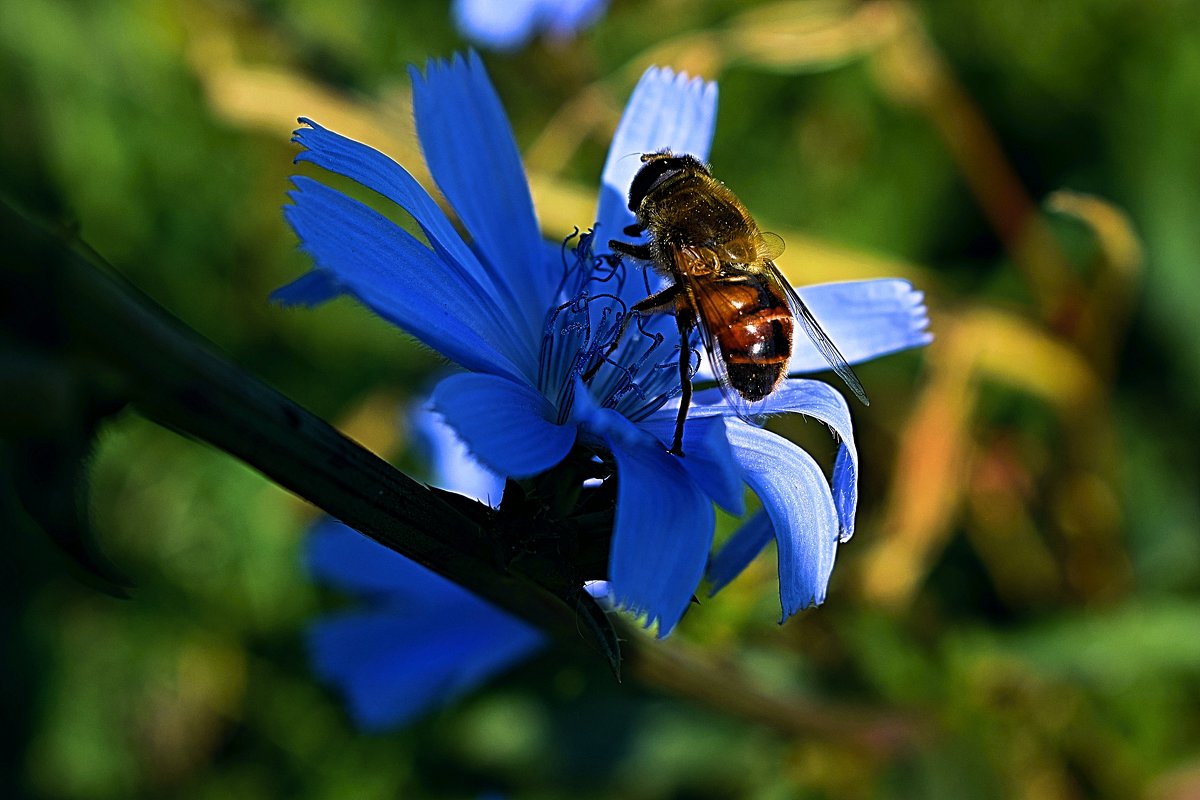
[712,282,793,401]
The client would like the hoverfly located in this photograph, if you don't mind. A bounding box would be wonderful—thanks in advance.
[592,150,869,456]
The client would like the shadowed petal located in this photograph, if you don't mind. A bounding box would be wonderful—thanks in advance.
[636,413,744,515]
[410,53,552,327]
[707,509,773,595]
[725,421,839,621]
[596,67,718,298]
[791,279,933,372]
[576,388,713,636]
[281,177,531,384]
[432,373,577,478]
[832,444,856,543]
[307,520,468,601]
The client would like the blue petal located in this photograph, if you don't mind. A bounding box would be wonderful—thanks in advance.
[309,601,543,730]
[724,421,840,621]
[635,413,744,515]
[575,388,713,635]
[432,373,576,478]
[283,176,532,384]
[596,67,718,296]
[410,53,552,331]
[410,398,505,506]
[291,121,536,370]
[684,378,859,538]
[291,122,501,310]
[707,509,773,596]
[791,279,933,372]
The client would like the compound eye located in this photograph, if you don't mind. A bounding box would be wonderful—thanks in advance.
[627,156,682,210]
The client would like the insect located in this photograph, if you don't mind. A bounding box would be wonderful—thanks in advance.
[592,150,869,456]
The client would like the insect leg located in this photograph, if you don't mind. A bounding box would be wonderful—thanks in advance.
[609,239,653,261]
[669,307,696,457]
[580,283,681,382]
[623,222,646,237]
[630,283,684,315]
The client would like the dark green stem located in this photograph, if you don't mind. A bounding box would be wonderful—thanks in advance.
[0,198,616,669]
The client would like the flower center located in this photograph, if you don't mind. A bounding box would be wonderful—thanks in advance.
[538,230,693,425]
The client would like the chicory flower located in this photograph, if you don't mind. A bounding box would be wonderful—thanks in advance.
[279,52,931,636]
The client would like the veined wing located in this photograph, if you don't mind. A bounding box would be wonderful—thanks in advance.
[769,261,870,406]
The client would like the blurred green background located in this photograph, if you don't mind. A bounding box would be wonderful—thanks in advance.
[2,0,1199,797]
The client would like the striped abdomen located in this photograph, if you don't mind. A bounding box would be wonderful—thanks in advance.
[710,277,793,401]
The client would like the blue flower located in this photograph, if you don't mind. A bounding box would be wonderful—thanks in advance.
[278,52,931,634]
[453,0,607,51]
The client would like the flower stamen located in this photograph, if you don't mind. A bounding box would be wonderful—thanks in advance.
[539,231,688,423]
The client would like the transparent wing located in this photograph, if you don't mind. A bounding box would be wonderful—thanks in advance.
[770,262,870,406]
[757,231,786,260]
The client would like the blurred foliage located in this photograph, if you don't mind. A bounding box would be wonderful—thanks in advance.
[2,0,1199,798]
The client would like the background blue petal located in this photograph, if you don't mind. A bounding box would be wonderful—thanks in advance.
[410,53,552,334]
[724,421,839,622]
[283,176,531,384]
[543,0,608,38]
[270,269,340,306]
[432,373,576,478]
[790,279,933,372]
[308,520,470,601]
[309,604,543,730]
[453,0,607,50]
[306,521,544,730]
